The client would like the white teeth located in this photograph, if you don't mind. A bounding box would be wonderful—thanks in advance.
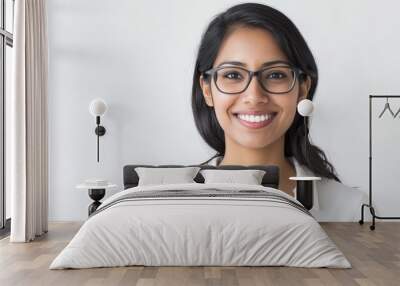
[237,113,274,123]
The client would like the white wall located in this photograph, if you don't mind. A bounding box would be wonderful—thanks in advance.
[47,0,400,221]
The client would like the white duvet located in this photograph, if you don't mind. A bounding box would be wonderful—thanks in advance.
[50,183,351,269]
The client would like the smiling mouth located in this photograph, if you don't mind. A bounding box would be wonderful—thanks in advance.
[233,112,277,129]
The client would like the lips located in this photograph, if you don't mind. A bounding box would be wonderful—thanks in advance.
[233,112,277,129]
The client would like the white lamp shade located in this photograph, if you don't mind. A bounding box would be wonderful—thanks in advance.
[89,98,108,116]
[297,99,314,117]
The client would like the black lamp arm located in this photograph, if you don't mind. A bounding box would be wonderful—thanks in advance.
[94,116,106,162]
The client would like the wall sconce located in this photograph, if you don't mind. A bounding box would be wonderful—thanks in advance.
[297,99,314,155]
[89,98,108,162]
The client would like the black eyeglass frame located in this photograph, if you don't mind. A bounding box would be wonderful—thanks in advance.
[203,64,306,95]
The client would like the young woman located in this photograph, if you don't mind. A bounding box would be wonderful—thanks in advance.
[191,3,365,221]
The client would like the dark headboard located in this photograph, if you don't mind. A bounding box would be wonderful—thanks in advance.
[123,164,280,190]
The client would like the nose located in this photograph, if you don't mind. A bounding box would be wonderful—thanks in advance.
[241,74,269,105]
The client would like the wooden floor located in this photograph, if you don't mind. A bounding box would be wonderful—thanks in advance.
[0,222,399,286]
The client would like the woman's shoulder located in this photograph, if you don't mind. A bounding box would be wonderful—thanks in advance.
[291,156,360,191]
[312,176,366,221]
[287,156,366,221]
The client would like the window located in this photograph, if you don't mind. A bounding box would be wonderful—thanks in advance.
[0,0,14,235]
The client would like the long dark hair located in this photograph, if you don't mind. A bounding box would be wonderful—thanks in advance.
[191,2,340,182]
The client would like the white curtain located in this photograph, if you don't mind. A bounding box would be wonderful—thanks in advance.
[8,0,48,242]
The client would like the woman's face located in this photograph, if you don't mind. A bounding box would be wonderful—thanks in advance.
[200,26,311,150]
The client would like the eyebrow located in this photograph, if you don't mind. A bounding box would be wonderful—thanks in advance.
[217,60,292,68]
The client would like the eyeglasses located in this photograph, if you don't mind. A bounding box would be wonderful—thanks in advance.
[203,64,305,95]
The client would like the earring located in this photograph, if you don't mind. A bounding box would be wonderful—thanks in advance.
[297,99,314,117]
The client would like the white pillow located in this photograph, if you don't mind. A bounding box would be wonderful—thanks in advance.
[200,169,266,185]
[135,167,201,186]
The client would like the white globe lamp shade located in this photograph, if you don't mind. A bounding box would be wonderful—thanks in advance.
[89,98,108,117]
[297,99,314,117]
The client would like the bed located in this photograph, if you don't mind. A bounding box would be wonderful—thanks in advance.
[49,164,350,269]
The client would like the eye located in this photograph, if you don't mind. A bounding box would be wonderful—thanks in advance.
[223,71,243,80]
[266,72,286,80]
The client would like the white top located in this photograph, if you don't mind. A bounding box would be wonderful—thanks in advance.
[76,183,117,190]
[203,155,367,222]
